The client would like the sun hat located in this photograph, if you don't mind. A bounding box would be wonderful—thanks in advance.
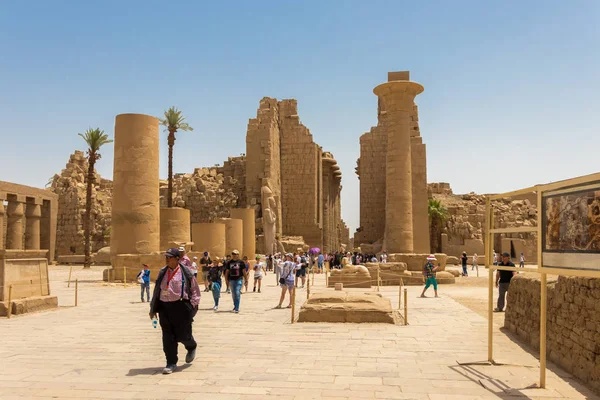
[232,249,240,255]
[192,256,198,260]
[426,254,437,261]
[178,246,186,252]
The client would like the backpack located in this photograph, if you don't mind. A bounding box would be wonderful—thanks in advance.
[208,266,221,282]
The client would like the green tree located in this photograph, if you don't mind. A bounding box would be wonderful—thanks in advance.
[159,107,193,207]
[428,199,449,253]
[79,128,113,269]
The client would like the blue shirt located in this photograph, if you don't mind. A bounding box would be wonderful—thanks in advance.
[141,269,150,284]
[317,255,324,263]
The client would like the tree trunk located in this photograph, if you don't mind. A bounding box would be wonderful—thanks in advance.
[167,131,175,208]
[83,155,96,269]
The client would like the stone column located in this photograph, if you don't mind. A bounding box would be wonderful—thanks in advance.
[374,80,424,253]
[411,136,430,253]
[230,208,255,259]
[6,195,25,250]
[25,198,42,250]
[112,114,160,255]
[192,223,226,257]
[160,207,191,251]
[322,158,335,253]
[217,218,243,257]
[0,192,6,250]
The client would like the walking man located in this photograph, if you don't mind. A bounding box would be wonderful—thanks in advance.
[494,252,516,312]
[149,248,201,374]
[137,264,151,302]
[224,249,247,313]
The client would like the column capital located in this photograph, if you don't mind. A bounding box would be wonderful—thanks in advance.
[373,81,424,112]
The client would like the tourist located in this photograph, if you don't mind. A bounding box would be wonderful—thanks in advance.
[493,250,498,266]
[224,254,232,293]
[370,255,377,262]
[276,253,296,308]
[253,255,266,293]
[380,251,388,263]
[519,252,525,268]
[137,263,151,303]
[179,246,192,268]
[317,252,324,274]
[224,249,246,313]
[296,252,308,288]
[460,251,468,277]
[149,248,200,374]
[420,254,439,298]
[207,257,222,311]
[472,253,478,272]
[200,251,211,292]
[242,255,250,293]
[494,252,516,312]
[267,254,273,272]
[190,257,198,278]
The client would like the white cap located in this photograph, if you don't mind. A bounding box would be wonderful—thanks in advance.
[178,246,186,252]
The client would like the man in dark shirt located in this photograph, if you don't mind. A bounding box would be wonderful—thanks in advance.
[199,252,212,292]
[224,250,247,313]
[494,252,517,312]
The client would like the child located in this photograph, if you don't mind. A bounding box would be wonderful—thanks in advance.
[137,264,151,302]
[420,255,439,298]
[253,255,267,293]
[207,258,223,311]
[519,252,525,268]
[242,256,250,293]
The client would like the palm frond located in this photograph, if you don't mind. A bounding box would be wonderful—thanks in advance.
[159,106,193,132]
[78,128,113,153]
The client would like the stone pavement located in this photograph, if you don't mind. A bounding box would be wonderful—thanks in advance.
[0,266,597,400]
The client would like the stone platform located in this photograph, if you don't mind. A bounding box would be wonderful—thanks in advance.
[298,291,398,324]
[388,252,448,271]
[0,295,58,316]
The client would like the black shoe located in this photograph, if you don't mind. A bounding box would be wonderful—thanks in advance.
[253,287,256,292]
[162,364,177,374]
[185,348,196,363]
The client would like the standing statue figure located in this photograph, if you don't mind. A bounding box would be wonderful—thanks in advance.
[261,185,277,255]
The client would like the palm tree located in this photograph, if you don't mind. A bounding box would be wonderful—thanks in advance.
[79,128,113,269]
[428,199,449,253]
[159,107,193,207]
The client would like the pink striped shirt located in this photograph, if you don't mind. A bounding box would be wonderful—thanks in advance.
[159,266,201,307]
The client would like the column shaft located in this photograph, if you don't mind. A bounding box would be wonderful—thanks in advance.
[25,201,42,250]
[6,198,24,250]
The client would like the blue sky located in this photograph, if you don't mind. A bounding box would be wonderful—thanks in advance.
[1,1,598,234]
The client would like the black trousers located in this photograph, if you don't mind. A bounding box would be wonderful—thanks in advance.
[158,300,197,365]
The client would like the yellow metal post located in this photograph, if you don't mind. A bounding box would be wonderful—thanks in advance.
[403,288,408,325]
[75,279,79,307]
[377,267,380,292]
[67,266,73,288]
[540,272,547,388]
[7,284,13,319]
[291,286,296,324]
[488,265,494,363]
[398,280,402,309]
[123,266,126,286]
[307,275,310,300]
[325,263,329,287]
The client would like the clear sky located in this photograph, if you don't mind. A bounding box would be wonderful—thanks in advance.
[1,1,598,235]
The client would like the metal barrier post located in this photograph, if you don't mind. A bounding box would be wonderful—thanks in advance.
[403,287,408,325]
[75,279,79,306]
[67,266,73,288]
[291,286,296,324]
[7,284,13,319]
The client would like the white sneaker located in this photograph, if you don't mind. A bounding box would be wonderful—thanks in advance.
[213,306,218,312]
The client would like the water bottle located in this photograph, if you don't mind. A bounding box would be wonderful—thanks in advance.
[152,318,158,329]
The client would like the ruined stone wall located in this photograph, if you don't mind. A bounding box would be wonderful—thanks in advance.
[278,99,322,247]
[221,156,246,208]
[245,97,281,236]
[355,126,387,245]
[50,151,112,256]
[505,275,600,395]
[431,183,537,261]
[160,165,240,223]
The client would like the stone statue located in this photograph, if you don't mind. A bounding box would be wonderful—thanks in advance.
[261,185,277,255]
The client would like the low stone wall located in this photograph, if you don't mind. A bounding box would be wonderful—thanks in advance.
[504,275,600,395]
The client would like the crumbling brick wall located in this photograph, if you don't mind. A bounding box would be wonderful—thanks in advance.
[504,275,600,395]
[50,151,112,256]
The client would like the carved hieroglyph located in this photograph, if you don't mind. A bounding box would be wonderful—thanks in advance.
[261,185,277,255]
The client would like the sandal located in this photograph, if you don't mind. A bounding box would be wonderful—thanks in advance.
[274,305,282,309]
[286,305,292,308]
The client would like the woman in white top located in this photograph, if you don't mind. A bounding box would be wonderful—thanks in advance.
[253,255,267,293]
[276,254,296,309]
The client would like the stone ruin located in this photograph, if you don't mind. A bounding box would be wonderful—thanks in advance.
[0,181,58,315]
[355,71,430,255]
[49,151,112,261]
[429,182,538,262]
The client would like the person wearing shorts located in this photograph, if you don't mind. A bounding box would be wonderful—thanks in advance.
[420,254,439,298]
[276,254,296,308]
[295,253,307,288]
[253,255,266,293]
[200,252,211,292]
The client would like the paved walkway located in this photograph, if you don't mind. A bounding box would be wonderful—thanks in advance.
[0,266,596,399]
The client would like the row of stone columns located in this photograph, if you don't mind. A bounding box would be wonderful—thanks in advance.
[0,193,43,250]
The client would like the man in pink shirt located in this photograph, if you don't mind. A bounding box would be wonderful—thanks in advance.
[150,248,201,374]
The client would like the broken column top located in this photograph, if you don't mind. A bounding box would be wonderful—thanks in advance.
[388,71,410,82]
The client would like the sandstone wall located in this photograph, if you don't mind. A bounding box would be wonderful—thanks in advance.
[504,275,600,395]
[279,99,323,247]
[431,184,537,261]
[50,151,112,257]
